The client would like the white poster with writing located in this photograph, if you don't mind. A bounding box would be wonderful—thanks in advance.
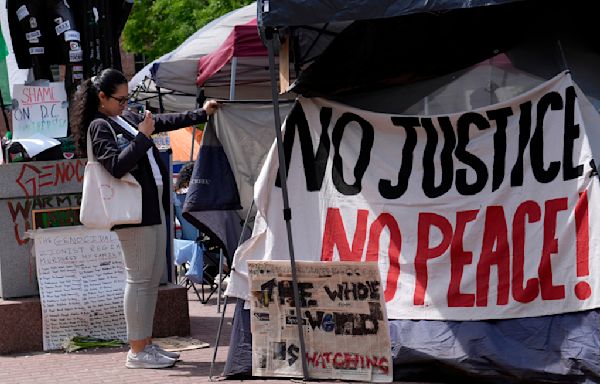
[12,82,68,140]
[229,71,600,321]
[249,261,392,382]
[31,226,126,351]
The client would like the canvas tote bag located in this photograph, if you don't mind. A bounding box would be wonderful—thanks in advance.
[80,121,142,229]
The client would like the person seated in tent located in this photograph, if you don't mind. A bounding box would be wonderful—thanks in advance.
[174,162,199,241]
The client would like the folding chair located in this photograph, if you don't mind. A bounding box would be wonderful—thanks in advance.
[200,248,229,305]
[174,193,225,304]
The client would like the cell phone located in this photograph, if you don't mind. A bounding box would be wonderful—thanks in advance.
[128,102,145,115]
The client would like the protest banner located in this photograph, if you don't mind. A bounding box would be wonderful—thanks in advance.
[11,82,68,140]
[228,72,600,320]
[30,227,126,350]
[249,261,392,382]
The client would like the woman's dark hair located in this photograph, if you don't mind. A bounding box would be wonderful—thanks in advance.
[70,68,128,156]
[175,162,195,192]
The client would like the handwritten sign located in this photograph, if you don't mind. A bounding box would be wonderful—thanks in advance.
[248,261,392,382]
[12,82,68,139]
[31,227,127,351]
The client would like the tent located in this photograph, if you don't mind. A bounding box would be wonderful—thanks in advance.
[128,2,257,111]
[128,1,294,110]
[196,19,270,99]
[128,3,275,165]
[169,127,202,162]
[182,102,293,263]
[128,3,298,255]
[219,0,600,382]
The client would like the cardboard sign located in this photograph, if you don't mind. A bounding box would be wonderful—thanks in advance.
[229,72,600,321]
[12,82,68,139]
[249,261,392,382]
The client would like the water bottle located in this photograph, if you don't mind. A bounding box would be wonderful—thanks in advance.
[2,131,11,163]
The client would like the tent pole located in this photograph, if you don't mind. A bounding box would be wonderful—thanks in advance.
[210,199,255,379]
[217,248,224,313]
[190,87,206,162]
[157,86,165,113]
[265,29,311,381]
[190,125,197,162]
[229,57,238,100]
[0,87,9,135]
[209,288,229,380]
[555,39,570,72]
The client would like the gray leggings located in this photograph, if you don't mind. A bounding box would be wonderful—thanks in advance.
[115,185,166,341]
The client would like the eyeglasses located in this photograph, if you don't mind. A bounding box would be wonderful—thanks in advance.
[109,95,129,106]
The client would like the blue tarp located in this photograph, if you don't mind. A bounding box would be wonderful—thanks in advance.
[224,302,600,382]
[389,312,600,383]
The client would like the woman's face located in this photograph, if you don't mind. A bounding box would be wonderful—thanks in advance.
[98,83,128,116]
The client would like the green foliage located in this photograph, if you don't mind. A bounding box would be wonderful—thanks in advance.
[123,0,255,60]
[62,336,125,352]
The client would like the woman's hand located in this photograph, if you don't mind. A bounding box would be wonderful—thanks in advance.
[203,99,219,116]
[138,110,155,138]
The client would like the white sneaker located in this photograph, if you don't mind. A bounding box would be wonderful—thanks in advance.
[149,343,181,360]
[125,348,176,369]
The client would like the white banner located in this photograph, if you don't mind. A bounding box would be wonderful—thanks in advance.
[12,82,68,139]
[228,72,600,320]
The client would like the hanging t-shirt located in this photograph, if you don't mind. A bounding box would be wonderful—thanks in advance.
[110,115,162,186]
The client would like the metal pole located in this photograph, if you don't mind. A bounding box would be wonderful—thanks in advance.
[209,299,229,381]
[157,86,165,113]
[229,57,238,100]
[556,39,570,73]
[210,200,255,380]
[265,29,310,381]
[190,87,205,162]
[217,248,223,313]
[0,87,9,135]
[190,125,197,163]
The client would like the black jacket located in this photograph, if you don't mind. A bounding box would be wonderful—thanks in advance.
[88,109,208,228]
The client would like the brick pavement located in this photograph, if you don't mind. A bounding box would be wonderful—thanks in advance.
[0,291,349,384]
[0,291,278,384]
[0,290,428,384]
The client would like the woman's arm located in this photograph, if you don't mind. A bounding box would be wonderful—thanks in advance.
[153,109,209,133]
[121,109,206,133]
[89,119,153,179]
[122,100,218,133]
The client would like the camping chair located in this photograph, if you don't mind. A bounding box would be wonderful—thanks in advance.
[174,193,225,304]
[173,238,205,298]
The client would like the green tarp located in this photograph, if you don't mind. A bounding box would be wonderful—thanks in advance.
[0,24,10,106]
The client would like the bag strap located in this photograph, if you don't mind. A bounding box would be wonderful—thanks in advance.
[120,114,138,130]
[86,118,118,162]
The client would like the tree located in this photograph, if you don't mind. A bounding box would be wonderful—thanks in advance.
[123,0,255,60]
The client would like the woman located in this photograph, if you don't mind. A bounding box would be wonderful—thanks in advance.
[71,68,218,369]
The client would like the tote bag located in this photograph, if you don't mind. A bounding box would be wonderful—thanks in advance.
[80,121,142,229]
